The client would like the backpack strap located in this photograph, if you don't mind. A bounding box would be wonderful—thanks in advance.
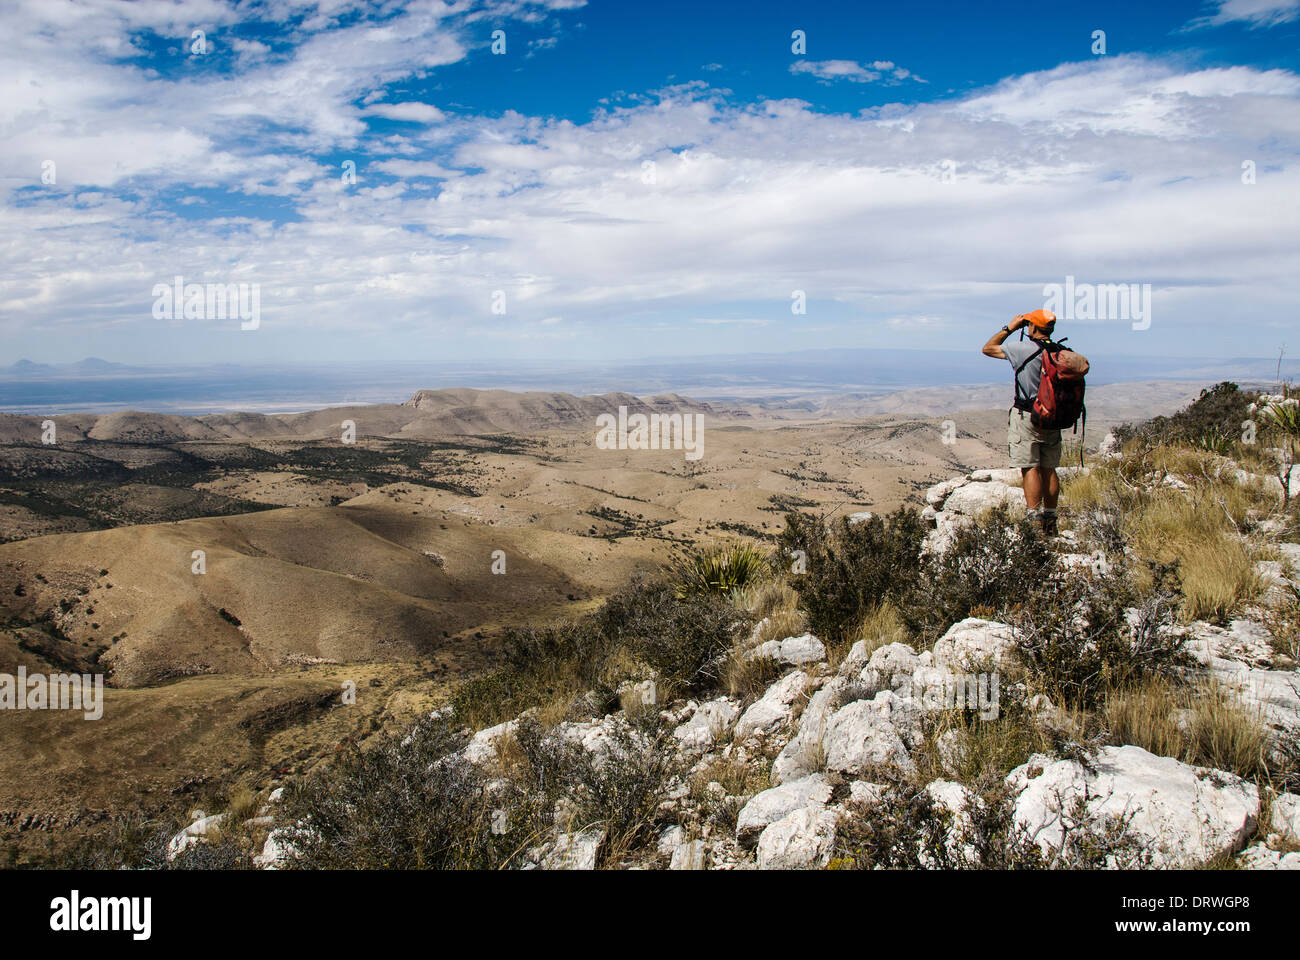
[1079,404,1087,466]
[1012,342,1048,409]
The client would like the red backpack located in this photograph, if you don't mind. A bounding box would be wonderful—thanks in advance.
[1014,337,1088,436]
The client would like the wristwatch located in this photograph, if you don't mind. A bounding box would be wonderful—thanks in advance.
[1001,325,1013,334]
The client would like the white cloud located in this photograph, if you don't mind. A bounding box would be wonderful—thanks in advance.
[789,59,921,84]
[0,6,1295,365]
[1186,0,1299,29]
[365,101,446,123]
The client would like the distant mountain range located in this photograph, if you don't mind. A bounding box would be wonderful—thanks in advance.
[1,351,1295,416]
[2,358,145,378]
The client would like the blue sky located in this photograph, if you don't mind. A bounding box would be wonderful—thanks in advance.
[2,0,1298,369]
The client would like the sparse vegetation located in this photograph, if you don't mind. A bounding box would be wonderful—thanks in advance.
[777,507,928,644]
[670,541,769,598]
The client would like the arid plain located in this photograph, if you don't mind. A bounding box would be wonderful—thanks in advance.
[0,384,1204,861]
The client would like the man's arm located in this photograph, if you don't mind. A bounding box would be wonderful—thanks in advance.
[982,315,1026,360]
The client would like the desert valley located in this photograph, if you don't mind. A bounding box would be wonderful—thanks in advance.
[0,380,1237,863]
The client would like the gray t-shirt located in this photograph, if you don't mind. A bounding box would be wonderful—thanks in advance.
[1004,339,1047,406]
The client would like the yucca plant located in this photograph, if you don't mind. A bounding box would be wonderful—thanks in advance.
[1193,428,1231,456]
[1248,387,1299,508]
[670,542,769,598]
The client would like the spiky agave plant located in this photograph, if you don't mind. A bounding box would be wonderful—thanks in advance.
[1249,388,1300,506]
[671,542,769,598]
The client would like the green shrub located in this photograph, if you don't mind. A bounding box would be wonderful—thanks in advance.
[1115,381,1257,449]
[670,541,769,598]
[596,576,744,694]
[1010,561,1187,709]
[778,507,928,644]
[513,713,680,862]
[831,782,1150,870]
[906,506,1055,643]
[278,718,535,869]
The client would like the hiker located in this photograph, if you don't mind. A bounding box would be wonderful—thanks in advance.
[981,308,1088,535]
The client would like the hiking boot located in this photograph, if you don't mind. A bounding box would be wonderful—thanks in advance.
[1040,512,1058,536]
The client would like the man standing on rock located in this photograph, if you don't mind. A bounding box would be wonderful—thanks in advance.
[982,309,1072,535]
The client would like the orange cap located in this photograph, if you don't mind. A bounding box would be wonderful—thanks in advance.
[1018,309,1057,330]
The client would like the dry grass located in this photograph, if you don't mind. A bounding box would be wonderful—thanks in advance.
[724,651,783,702]
[751,608,808,647]
[912,710,1057,786]
[1060,466,1109,511]
[723,598,807,701]
[1125,490,1265,621]
[829,601,909,669]
[1179,538,1265,622]
[1102,676,1270,780]
[732,579,800,620]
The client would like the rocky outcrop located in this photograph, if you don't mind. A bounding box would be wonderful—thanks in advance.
[921,466,1090,552]
[673,698,742,754]
[755,805,838,870]
[745,633,826,667]
[736,774,832,842]
[1006,746,1259,868]
[734,670,813,740]
[931,618,1018,673]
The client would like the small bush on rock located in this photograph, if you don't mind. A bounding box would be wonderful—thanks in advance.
[907,505,1054,643]
[277,718,532,870]
[778,507,928,644]
[1009,562,1187,710]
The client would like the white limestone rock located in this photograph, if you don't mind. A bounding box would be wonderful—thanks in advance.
[1184,619,1276,668]
[837,639,873,679]
[926,477,968,509]
[735,670,813,740]
[617,678,659,711]
[166,813,227,860]
[848,781,888,806]
[771,678,846,785]
[669,839,709,870]
[736,774,832,842]
[821,695,917,779]
[939,480,1019,517]
[747,633,827,667]
[463,719,518,767]
[931,618,1018,673]
[861,642,921,689]
[657,825,686,857]
[755,805,839,870]
[541,828,605,870]
[1097,431,1120,461]
[1268,791,1300,842]
[1203,657,1300,730]
[1006,745,1259,868]
[1238,844,1300,870]
[673,698,742,754]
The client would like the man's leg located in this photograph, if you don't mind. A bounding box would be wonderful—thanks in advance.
[1040,467,1059,534]
[1021,466,1043,510]
[1044,469,1059,510]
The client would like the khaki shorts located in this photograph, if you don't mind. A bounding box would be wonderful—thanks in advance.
[1008,408,1062,470]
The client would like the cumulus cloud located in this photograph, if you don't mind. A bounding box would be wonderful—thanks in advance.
[0,4,1296,363]
[1186,0,1300,29]
[789,59,920,84]
[365,102,446,123]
